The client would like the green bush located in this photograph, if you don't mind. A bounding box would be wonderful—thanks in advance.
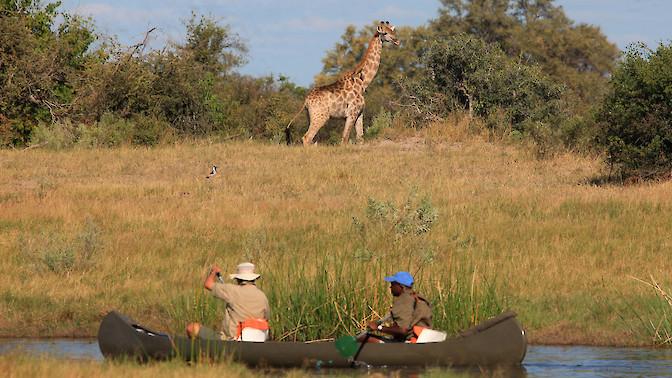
[352,187,439,263]
[77,113,133,147]
[364,110,392,140]
[20,216,101,274]
[29,121,78,149]
[398,34,565,144]
[130,114,172,146]
[595,42,672,180]
[29,114,133,149]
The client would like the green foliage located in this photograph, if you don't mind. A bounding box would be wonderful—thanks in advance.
[364,110,392,140]
[130,114,172,146]
[595,42,672,180]
[352,188,439,264]
[30,114,134,148]
[182,12,248,74]
[1,6,308,148]
[77,113,133,147]
[431,0,618,103]
[19,216,101,274]
[0,0,99,146]
[613,276,672,346]
[400,33,565,144]
[30,120,78,149]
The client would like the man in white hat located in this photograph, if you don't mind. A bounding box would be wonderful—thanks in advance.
[187,262,270,341]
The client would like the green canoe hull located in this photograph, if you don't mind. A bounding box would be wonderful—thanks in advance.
[98,310,526,368]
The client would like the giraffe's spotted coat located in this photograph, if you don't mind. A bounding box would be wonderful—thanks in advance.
[287,22,399,146]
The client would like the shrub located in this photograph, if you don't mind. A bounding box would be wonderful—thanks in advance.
[20,216,101,274]
[595,42,672,180]
[77,112,132,148]
[29,120,78,149]
[130,114,173,146]
[352,187,439,263]
[397,34,565,144]
[364,110,392,140]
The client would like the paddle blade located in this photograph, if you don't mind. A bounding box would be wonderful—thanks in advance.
[334,335,358,358]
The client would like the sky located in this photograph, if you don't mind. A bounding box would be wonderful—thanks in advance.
[57,0,672,87]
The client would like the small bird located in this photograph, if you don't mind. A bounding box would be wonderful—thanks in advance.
[206,165,217,178]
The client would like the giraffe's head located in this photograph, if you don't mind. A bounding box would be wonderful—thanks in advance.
[376,21,399,46]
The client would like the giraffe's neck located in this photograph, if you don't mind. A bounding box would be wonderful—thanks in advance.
[352,35,382,91]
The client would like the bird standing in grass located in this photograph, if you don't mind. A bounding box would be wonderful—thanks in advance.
[206,165,217,179]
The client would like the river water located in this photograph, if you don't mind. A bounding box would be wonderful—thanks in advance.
[1,339,671,377]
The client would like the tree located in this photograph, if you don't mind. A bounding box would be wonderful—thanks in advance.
[430,0,619,103]
[0,0,98,146]
[82,13,251,138]
[180,12,248,75]
[400,33,565,142]
[595,42,672,180]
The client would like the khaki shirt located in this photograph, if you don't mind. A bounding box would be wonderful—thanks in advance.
[211,281,270,340]
[390,287,433,341]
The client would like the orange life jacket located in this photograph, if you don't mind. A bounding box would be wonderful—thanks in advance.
[236,318,269,340]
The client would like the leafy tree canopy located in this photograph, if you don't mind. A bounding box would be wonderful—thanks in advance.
[430,0,619,103]
[596,42,672,180]
[0,0,98,146]
[405,33,564,142]
[179,12,248,74]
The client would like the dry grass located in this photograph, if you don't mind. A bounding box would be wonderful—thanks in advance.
[0,353,473,377]
[0,354,254,378]
[1,134,671,345]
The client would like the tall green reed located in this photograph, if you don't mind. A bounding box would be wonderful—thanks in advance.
[162,287,223,334]
[259,251,504,341]
[161,188,505,341]
[614,276,672,346]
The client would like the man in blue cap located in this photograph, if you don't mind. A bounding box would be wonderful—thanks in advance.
[363,271,433,342]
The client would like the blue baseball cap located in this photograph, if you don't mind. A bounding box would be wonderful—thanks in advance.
[384,271,414,287]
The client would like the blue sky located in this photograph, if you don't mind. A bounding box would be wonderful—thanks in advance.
[59,0,671,87]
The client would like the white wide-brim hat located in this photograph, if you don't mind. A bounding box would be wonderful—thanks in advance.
[230,262,261,281]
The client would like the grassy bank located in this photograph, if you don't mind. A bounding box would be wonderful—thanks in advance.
[0,354,475,377]
[1,133,671,346]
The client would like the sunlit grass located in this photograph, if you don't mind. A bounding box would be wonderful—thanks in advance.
[615,276,672,346]
[1,136,672,346]
[0,354,252,378]
[0,353,474,377]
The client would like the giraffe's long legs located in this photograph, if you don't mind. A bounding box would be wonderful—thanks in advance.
[354,114,364,143]
[341,116,357,144]
[303,112,329,146]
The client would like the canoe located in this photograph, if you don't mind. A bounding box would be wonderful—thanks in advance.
[98,310,526,368]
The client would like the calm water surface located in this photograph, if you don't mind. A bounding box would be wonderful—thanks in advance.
[1,339,671,377]
[0,338,102,361]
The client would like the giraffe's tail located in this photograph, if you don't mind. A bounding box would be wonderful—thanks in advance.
[286,102,306,129]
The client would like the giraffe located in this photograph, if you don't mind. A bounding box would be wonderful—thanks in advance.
[287,21,399,146]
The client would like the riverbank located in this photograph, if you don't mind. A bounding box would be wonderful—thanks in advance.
[1,136,671,346]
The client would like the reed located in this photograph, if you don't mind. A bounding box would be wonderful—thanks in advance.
[0,353,472,377]
[614,276,672,346]
[0,354,252,377]
[1,135,671,346]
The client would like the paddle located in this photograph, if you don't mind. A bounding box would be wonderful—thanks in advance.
[216,272,225,284]
[335,314,392,359]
